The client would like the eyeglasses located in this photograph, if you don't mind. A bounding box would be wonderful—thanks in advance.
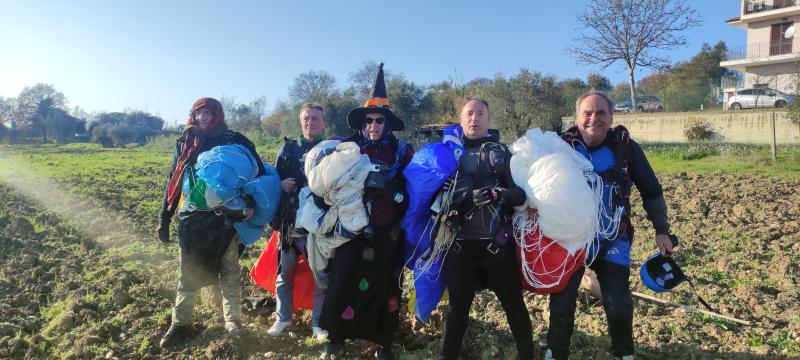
[194,110,213,117]
[365,116,385,125]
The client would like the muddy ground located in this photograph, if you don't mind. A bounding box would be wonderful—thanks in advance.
[0,170,798,359]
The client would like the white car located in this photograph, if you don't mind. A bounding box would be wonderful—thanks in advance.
[727,88,794,109]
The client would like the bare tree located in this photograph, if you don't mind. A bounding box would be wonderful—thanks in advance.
[289,70,336,104]
[566,0,701,110]
[348,60,382,102]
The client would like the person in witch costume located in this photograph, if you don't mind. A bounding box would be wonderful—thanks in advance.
[156,97,266,348]
[319,63,414,360]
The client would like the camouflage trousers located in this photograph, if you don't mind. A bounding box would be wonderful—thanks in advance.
[171,236,241,326]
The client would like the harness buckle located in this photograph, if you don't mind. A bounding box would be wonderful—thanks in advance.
[486,242,500,255]
[451,241,462,254]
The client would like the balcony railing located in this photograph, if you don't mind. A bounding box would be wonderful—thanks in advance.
[744,0,798,14]
[721,75,744,90]
[724,38,800,60]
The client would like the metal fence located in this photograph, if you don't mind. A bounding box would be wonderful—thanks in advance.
[744,0,798,14]
[725,38,800,61]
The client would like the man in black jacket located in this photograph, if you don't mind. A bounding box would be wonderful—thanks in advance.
[268,103,329,339]
[440,97,534,360]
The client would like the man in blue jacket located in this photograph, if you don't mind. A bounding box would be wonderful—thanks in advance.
[545,91,674,360]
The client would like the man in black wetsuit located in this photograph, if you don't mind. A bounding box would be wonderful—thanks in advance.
[440,97,534,360]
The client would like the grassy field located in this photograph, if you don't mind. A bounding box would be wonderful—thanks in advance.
[642,142,800,178]
[0,140,798,359]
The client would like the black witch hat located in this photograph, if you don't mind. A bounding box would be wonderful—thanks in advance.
[346,63,404,131]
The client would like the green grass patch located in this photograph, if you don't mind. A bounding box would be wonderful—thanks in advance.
[642,142,800,178]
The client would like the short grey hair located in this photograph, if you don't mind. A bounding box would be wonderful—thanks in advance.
[461,96,490,116]
[575,90,614,119]
[299,103,326,120]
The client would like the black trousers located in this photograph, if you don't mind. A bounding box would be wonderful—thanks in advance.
[547,260,634,359]
[442,240,534,360]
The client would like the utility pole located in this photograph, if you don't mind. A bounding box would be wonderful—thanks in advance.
[771,112,777,162]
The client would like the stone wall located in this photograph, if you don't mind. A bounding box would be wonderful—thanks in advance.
[561,110,800,144]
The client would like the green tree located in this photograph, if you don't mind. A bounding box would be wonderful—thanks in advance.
[89,111,164,147]
[221,96,266,132]
[611,82,630,102]
[558,78,588,116]
[14,83,68,142]
[387,75,433,131]
[478,68,563,140]
[586,73,612,92]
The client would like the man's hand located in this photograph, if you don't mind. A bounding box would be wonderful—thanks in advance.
[281,178,297,193]
[655,233,674,256]
[157,221,170,243]
[473,186,509,207]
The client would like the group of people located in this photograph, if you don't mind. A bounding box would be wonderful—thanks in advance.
[156,64,674,360]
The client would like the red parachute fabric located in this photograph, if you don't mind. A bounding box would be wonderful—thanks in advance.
[517,228,587,294]
[250,231,315,311]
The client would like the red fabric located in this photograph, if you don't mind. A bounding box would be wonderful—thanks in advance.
[517,228,586,294]
[165,97,226,210]
[250,231,315,311]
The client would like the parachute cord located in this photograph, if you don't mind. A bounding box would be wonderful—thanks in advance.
[410,171,460,282]
[514,215,581,289]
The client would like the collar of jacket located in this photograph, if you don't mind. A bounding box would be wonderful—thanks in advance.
[462,129,500,147]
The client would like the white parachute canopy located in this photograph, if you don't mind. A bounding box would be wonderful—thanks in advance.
[297,139,372,272]
[510,128,611,254]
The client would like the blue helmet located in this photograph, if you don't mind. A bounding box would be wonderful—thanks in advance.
[639,253,687,293]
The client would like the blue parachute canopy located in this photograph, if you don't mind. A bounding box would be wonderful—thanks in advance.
[184,144,281,246]
[234,163,282,246]
[401,124,463,322]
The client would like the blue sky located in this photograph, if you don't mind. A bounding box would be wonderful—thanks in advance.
[0,1,742,126]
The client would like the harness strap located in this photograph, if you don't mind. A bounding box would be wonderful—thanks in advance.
[687,277,714,312]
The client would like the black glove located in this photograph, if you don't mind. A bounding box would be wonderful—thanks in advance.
[472,186,509,207]
[157,220,170,243]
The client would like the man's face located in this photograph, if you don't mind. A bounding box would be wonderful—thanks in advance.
[364,112,385,141]
[576,94,612,146]
[460,100,489,140]
[193,107,214,131]
[300,108,325,140]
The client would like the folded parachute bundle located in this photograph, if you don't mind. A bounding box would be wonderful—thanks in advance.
[296,140,372,273]
[509,128,623,293]
[182,144,281,246]
[401,124,463,322]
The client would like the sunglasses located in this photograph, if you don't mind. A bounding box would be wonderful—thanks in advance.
[365,116,385,125]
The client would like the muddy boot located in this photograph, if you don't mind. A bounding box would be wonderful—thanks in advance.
[320,341,344,359]
[159,323,191,348]
[225,321,243,339]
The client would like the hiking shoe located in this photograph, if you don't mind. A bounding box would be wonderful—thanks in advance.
[159,323,190,348]
[224,321,243,338]
[375,346,394,360]
[311,326,329,340]
[267,320,290,336]
[320,341,344,359]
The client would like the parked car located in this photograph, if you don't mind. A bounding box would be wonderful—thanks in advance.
[727,88,794,109]
[614,95,664,112]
